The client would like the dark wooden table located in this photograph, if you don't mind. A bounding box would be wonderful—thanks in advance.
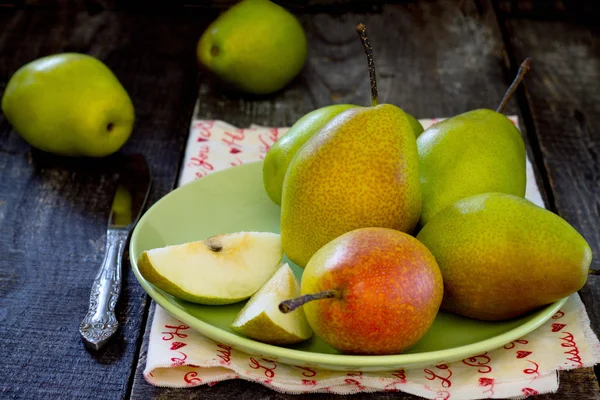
[1,1,598,399]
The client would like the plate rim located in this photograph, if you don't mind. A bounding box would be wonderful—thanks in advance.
[129,161,568,370]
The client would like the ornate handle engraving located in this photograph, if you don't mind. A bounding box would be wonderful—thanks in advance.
[79,229,129,350]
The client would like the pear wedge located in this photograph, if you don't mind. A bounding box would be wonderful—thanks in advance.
[138,232,283,305]
[231,263,312,345]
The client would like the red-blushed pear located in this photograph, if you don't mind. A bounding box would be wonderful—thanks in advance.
[280,227,443,355]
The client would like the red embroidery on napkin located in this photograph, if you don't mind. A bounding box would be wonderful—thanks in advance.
[344,379,366,391]
[249,358,277,378]
[521,387,539,396]
[523,360,540,376]
[429,390,450,400]
[193,121,215,140]
[216,343,232,364]
[384,369,407,391]
[478,377,494,397]
[516,351,532,359]
[462,352,492,373]
[552,310,565,319]
[560,332,583,367]
[258,128,281,158]
[551,323,566,332]
[162,324,189,341]
[184,371,202,384]
[230,157,244,167]
[504,339,528,349]
[188,145,213,178]
[391,369,406,382]
[222,129,244,153]
[230,148,242,154]
[301,379,317,386]
[424,364,452,388]
[294,365,316,377]
[170,341,187,350]
[171,351,187,366]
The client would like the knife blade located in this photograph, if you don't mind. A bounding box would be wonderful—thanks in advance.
[80,153,152,351]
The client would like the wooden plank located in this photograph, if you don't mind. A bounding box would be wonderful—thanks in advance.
[0,5,206,399]
[498,7,600,378]
[495,0,600,25]
[132,1,598,398]
[195,1,522,124]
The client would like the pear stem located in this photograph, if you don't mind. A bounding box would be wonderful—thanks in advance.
[589,269,600,276]
[279,290,338,313]
[496,57,532,113]
[356,23,379,107]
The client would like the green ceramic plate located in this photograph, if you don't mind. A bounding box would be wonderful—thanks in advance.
[130,161,567,371]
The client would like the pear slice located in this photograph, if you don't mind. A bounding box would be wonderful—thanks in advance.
[138,232,283,305]
[231,263,312,345]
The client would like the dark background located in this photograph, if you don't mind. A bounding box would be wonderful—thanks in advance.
[1,1,598,399]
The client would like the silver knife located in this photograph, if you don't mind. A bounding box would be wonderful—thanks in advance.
[80,154,152,351]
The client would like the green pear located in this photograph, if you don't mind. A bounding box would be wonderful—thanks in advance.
[406,112,424,138]
[1,53,134,157]
[416,193,592,321]
[263,104,358,205]
[231,263,312,345]
[138,232,283,305]
[279,227,442,355]
[417,60,533,226]
[280,24,421,268]
[196,0,307,94]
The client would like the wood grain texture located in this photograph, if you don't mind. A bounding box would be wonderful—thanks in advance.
[499,12,600,379]
[196,1,522,123]
[0,4,204,399]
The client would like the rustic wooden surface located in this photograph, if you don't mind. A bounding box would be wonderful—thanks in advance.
[0,3,206,399]
[0,1,598,399]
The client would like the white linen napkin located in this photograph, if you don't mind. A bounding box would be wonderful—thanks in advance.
[143,117,600,398]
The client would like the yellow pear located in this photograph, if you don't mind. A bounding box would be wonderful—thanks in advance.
[280,24,421,267]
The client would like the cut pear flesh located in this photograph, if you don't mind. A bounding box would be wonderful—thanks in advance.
[138,232,283,305]
[231,263,313,345]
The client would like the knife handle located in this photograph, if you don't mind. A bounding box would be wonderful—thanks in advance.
[79,229,129,351]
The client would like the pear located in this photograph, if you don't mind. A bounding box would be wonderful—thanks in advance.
[416,193,592,321]
[196,0,307,94]
[2,53,134,157]
[263,104,358,206]
[231,263,312,345]
[264,103,424,206]
[417,59,532,226]
[138,232,283,305]
[407,113,424,138]
[280,227,443,355]
[280,24,422,268]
